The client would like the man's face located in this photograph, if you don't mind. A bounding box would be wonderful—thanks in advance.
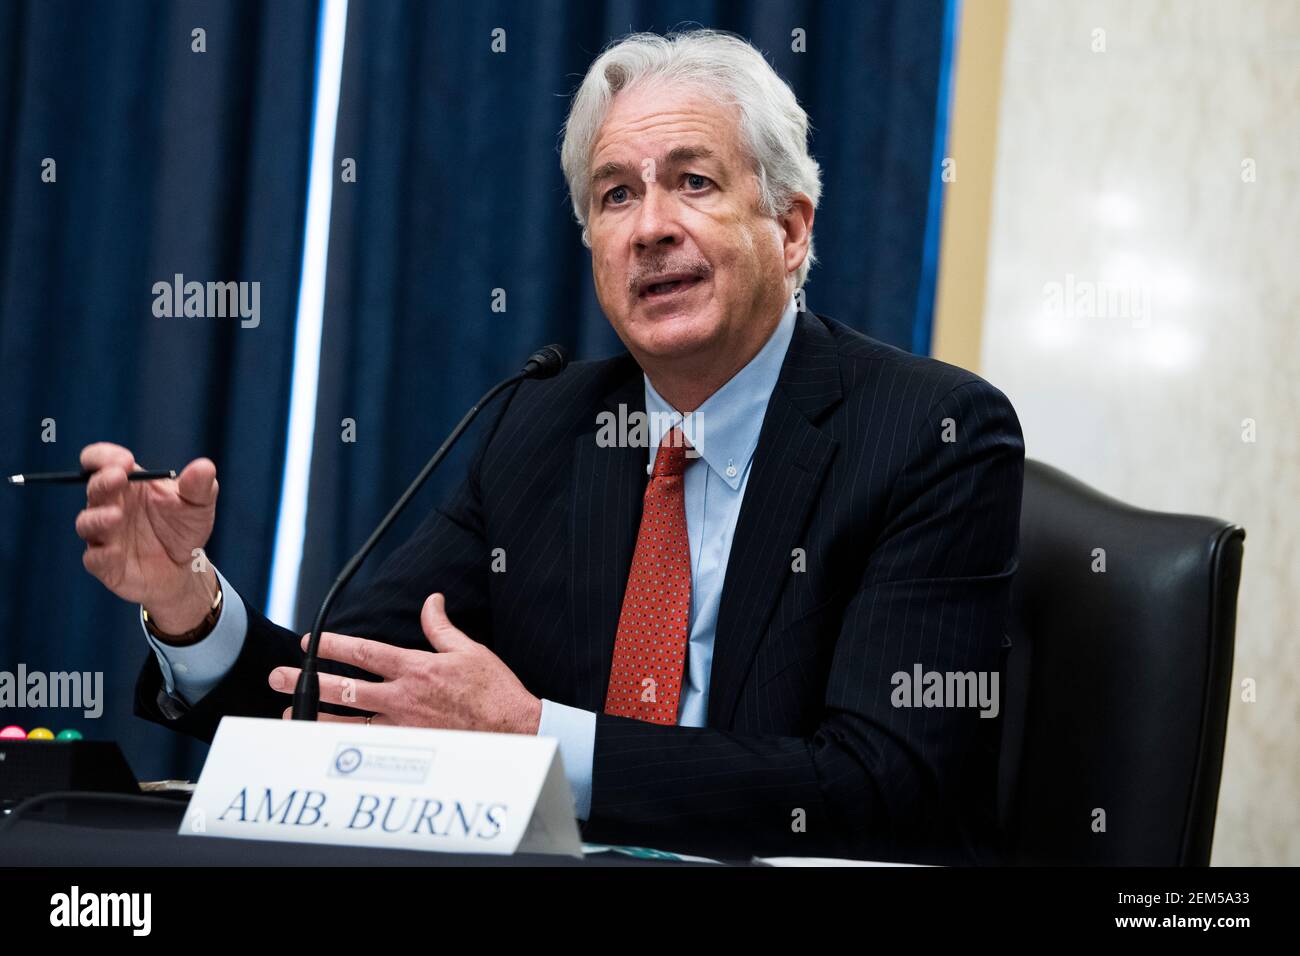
[586,82,794,367]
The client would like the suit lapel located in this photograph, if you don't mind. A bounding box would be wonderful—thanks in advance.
[568,358,646,712]
[707,311,843,727]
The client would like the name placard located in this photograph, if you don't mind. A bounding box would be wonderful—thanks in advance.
[180,717,581,857]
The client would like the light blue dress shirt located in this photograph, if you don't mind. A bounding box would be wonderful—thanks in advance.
[142,564,247,704]
[147,295,799,823]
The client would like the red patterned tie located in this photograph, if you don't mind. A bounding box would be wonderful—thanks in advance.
[603,426,694,724]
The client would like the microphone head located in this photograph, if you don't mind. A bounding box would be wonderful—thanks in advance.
[521,344,568,380]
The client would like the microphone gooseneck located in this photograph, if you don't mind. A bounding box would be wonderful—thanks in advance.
[291,344,569,720]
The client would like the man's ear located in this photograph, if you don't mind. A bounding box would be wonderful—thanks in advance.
[780,193,815,274]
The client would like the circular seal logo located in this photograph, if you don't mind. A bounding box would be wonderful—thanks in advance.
[334,747,362,774]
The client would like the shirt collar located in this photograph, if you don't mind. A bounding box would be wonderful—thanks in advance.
[643,293,799,489]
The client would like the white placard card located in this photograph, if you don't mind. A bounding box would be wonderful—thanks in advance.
[180,716,582,857]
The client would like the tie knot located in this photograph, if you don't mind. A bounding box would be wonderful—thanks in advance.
[652,427,692,477]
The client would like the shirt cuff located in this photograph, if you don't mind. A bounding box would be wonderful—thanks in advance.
[536,699,595,821]
[141,565,248,708]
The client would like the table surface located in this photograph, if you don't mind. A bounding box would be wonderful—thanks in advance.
[0,792,729,867]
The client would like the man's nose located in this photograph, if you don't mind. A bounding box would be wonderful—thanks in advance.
[632,186,683,250]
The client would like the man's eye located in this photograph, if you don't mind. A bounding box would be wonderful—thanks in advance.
[605,185,630,205]
[684,174,712,191]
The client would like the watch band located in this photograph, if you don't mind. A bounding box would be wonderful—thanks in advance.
[143,577,223,647]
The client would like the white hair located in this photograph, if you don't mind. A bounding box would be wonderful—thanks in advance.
[559,29,822,288]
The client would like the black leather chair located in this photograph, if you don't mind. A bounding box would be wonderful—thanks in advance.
[998,460,1244,865]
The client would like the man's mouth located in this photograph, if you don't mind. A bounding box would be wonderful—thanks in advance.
[638,274,706,299]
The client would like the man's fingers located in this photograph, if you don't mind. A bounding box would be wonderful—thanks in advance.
[75,505,123,544]
[85,466,128,507]
[79,442,135,473]
[268,665,393,711]
[82,544,121,577]
[420,593,472,652]
[298,631,411,679]
[280,706,374,724]
[175,457,218,507]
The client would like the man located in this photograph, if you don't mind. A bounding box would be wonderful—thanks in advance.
[76,30,1023,863]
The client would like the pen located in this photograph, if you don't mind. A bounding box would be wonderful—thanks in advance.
[7,468,177,485]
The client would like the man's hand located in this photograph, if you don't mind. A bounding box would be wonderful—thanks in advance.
[74,442,220,633]
[268,593,542,735]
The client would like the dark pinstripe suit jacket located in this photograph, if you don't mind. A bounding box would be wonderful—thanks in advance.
[136,310,1025,864]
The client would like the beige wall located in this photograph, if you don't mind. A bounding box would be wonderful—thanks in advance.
[964,0,1299,864]
[932,0,1008,372]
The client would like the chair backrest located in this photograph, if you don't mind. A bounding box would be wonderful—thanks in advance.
[998,460,1244,865]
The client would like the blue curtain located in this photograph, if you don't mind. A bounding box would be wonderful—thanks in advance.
[294,0,953,622]
[0,0,318,779]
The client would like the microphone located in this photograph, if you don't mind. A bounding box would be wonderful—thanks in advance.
[291,344,569,720]
[521,344,567,379]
